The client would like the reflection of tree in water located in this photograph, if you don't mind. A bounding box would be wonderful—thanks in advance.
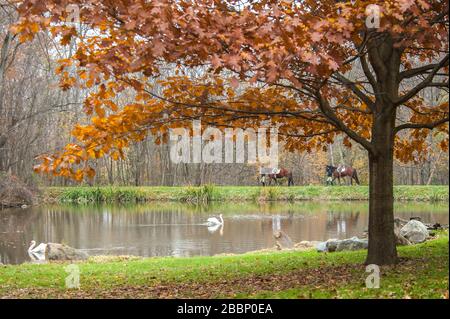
[287,209,295,221]
[326,210,362,238]
[272,215,281,234]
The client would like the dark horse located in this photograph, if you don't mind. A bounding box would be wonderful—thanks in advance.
[325,165,360,185]
[261,168,294,186]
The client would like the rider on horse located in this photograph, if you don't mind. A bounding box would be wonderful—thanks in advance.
[326,164,360,185]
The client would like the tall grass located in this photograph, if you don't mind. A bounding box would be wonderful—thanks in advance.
[58,187,147,203]
[46,185,448,204]
[258,187,280,201]
[180,185,216,203]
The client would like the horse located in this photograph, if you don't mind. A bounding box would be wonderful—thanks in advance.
[325,165,360,185]
[260,168,294,186]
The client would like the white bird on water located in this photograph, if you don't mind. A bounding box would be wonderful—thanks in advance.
[206,214,224,227]
[28,240,47,255]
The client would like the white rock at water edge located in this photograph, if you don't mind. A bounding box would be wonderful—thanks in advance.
[400,220,429,244]
[316,237,368,253]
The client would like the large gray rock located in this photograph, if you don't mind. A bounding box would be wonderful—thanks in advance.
[326,239,339,252]
[316,237,368,252]
[336,237,368,251]
[316,241,327,252]
[45,243,88,261]
[316,238,339,252]
[400,220,429,243]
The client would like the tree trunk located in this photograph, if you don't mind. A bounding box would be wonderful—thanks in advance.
[0,134,7,171]
[426,150,442,185]
[328,143,334,166]
[366,113,398,265]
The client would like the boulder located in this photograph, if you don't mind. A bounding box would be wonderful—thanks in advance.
[316,237,368,252]
[400,220,429,244]
[335,237,368,251]
[294,240,317,249]
[326,239,339,252]
[316,238,339,252]
[45,243,88,261]
[316,241,327,252]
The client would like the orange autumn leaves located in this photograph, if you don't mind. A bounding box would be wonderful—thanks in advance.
[11,0,448,82]
[395,99,449,163]
[10,0,447,181]
[31,75,345,181]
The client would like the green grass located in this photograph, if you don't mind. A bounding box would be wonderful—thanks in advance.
[246,237,449,299]
[43,185,449,204]
[1,232,448,298]
[179,184,216,203]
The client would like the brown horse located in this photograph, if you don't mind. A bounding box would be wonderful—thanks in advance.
[326,165,360,185]
[261,168,294,186]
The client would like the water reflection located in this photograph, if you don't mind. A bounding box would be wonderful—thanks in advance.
[207,223,224,235]
[0,202,448,264]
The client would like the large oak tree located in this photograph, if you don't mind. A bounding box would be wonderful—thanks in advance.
[13,0,449,264]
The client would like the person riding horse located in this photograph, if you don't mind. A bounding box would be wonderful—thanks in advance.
[326,165,360,185]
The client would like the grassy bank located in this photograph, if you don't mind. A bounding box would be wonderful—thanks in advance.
[0,232,448,299]
[43,185,449,204]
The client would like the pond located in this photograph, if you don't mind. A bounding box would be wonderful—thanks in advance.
[0,201,448,264]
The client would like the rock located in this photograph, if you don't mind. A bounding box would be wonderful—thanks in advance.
[335,237,368,251]
[316,241,327,253]
[294,241,320,251]
[400,220,429,244]
[316,237,367,252]
[295,241,315,249]
[45,243,88,261]
[316,238,339,252]
[316,241,327,252]
[326,239,339,252]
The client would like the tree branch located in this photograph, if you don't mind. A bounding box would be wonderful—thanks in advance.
[394,117,449,134]
[333,73,375,111]
[395,54,449,106]
[360,54,379,93]
[316,92,376,155]
[399,62,449,80]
